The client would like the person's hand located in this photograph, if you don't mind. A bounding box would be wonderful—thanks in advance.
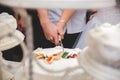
[37,9,61,46]
[41,21,60,45]
[56,9,76,41]
[56,22,65,41]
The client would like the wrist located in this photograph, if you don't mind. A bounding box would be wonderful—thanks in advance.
[57,19,66,28]
[59,19,66,23]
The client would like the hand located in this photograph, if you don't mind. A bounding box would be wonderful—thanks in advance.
[56,9,75,41]
[56,22,65,41]
[41,21,60,45]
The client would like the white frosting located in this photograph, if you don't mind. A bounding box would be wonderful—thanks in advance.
[89,23,120,47]
[32,46,81,72]
[0,12,17,30]
[0,30,25,51]
[0,12,25,51]
[87,23,120,62]
[29,47,83,80]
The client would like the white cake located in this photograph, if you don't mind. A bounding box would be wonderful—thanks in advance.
[79,23,120,80]
[0,13,17,30]
[0,13,17,38]
[32,46,81,71]
[0,12,25,51]
[87,23,120,62]
[20,46,83,80]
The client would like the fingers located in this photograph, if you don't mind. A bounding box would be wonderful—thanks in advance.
[58,35,62,41]
[44,27,64,46]
[46,35,59,45]
[54,35,60,46]
[59,32,64,40]
[46,36,54,43]
[54,30,64,45]
[49,37,54,43]
[47,35,60,46]
[58,30,64,40]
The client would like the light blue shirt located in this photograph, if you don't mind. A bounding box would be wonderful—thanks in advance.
[48,9,87,34]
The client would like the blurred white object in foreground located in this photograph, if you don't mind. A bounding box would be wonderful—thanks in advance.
[0,0,116,9]
[87,23,120,62]
[79,23,120,80]
[0,13,25,51]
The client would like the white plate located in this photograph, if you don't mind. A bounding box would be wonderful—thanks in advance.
[0,0,116,9]
[0,30,25,51]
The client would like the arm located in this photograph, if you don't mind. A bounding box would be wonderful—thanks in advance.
[56,9,76,40]
[37,9,59,45]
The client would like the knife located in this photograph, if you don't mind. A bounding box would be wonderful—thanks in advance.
[59,40,64,53]
[58,35,64,52]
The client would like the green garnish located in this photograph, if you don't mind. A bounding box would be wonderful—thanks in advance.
[62,52,69,58]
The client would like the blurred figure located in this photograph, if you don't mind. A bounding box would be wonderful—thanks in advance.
[75,6,120,49]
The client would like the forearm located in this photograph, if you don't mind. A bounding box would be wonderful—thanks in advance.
[37,9,60,45]
[56,9,76,40]
[37,9,51,27]
[57,9,76,29]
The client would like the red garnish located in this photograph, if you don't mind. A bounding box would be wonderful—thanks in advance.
[46,56,53,62]
[52,54,58,56]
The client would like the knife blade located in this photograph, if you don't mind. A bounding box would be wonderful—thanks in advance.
[59,40,64,52]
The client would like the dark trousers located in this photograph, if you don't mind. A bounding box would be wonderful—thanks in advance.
[62,32,81,48]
